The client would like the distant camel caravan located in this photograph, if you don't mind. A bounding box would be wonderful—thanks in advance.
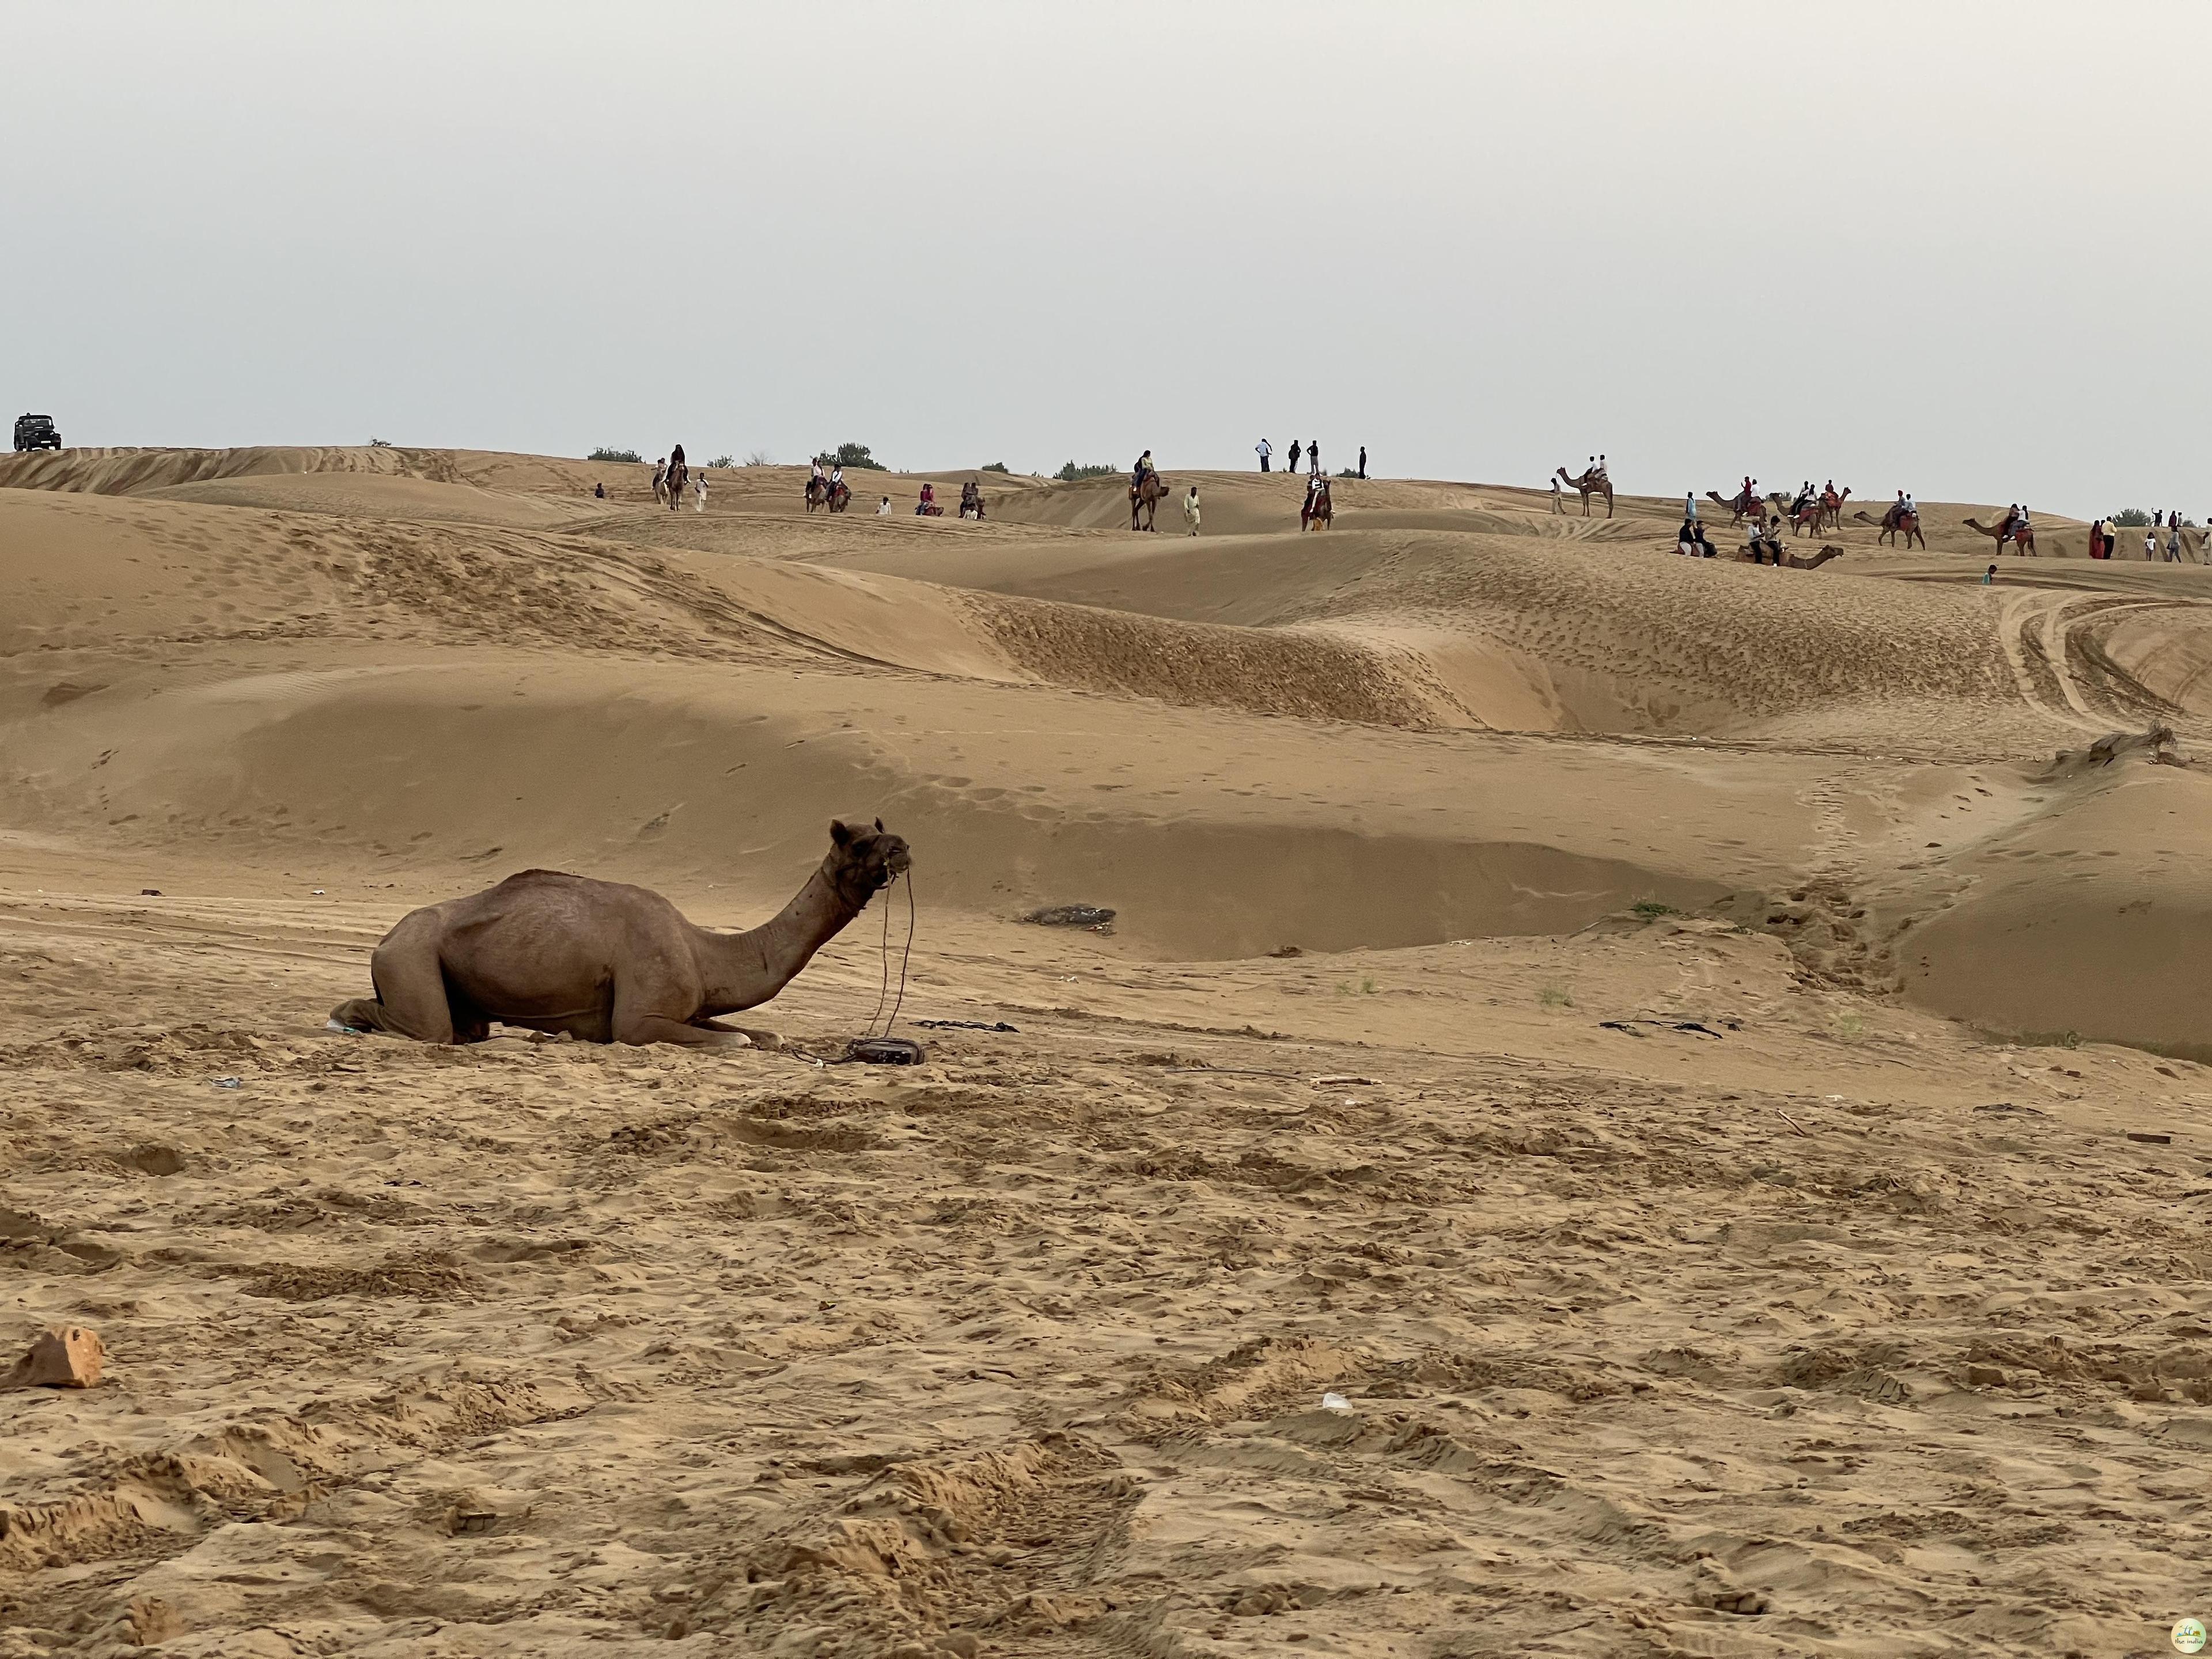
[1854,504,1926,549]
[1555,462,1613,518]
[1130,471,1167,532]
[329,820,911,1047]
[1965,512,2037,556]
[1300,478,1333,531]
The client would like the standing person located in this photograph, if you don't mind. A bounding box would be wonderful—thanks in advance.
[1287,438,1302,475]
[1256,437,1272,473]
[1357,444,1367,479]
[1684,490,1699,524]
[1183,484,1202,536]
[2169,522,2185,562]
[2145,523,2159,560]
[1550,475,1563,514]
[876,495,892,515]
[1308,439,1320,476]
[2088,517,2105,559]
[693,470,708,513]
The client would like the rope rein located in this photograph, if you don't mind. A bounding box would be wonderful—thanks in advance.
[865,868,916,1040]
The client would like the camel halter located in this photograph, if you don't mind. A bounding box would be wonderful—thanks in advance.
[865,868,915,1040]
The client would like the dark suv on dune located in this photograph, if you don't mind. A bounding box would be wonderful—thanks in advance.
[13,414,61,451]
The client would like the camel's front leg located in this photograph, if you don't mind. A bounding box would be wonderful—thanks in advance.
[616,1012,753,1050]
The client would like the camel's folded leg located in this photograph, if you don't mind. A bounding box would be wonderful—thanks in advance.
[619,1013,753,1050]
[331,912,458,1043]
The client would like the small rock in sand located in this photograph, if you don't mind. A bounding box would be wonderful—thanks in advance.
[8,1324,105,1389]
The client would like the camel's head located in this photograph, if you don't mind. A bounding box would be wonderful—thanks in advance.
[826,817,911,908]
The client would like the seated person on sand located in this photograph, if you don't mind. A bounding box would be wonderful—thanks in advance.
[1678,518,1715,558]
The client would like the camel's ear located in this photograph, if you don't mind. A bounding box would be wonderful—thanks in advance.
[830,819,854,848]
[874,817,884,834]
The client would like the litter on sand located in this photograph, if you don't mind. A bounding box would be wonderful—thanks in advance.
[1022,904,1116,928]
[1320,1392,1353,1414]
[846,1036,926,1066]
[913,1018,1018,1033]
[2126,1131,2174,1145]
[211,1076,242,1089]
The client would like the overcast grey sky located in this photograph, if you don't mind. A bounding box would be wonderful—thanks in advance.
[6,2,2205,513]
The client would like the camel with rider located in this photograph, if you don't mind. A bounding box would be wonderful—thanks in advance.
[1130,471,1167,532]
[1301,477,1333,531]
[1964,509,2038,556]
[1554,459,1614,518]
[1854,503,1926,550]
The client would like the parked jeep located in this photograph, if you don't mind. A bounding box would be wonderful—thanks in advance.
[13,414,62,451]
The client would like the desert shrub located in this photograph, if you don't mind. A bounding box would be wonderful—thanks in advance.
[708,454,735,469]
[1054,461,1118,482]
[743,449,774,467]
[2113,508,2150,527]
[1630,899,1680,919]
[982,461,1010,474]
[588,446,642,464]
[832,442,886,471]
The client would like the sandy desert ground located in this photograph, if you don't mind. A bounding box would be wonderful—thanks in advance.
[2,446,2210,1657]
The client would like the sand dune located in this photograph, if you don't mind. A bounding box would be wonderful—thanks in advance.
[4,446,2211,1656]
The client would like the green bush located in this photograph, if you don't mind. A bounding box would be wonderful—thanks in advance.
[982,461,1010,474]
[1054,461,1118,482]
[831,442,887,471]
[2113,508,2150,527]
[588,446,642,464]
[709,454,735,469]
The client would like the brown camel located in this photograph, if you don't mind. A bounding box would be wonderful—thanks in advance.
[1817,487,1851,532]
[1964,515,2038,556]
[1854,504,1926,549]
[1130,472,1166,532]
[328,820,910,1048]
[1555,463,1614,518]
[1707,488,1789,525]
[1300,478,1333,531]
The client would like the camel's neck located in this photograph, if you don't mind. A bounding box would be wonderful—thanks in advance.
[691,861,868,1014]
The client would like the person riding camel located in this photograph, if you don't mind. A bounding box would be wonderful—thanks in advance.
[918,481,937,516]
[1132,450,1156,492]
[812,457,827,488]
[1740,475,1758,513]
[830,463,844,494]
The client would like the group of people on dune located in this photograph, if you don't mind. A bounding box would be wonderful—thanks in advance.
[2089,508,2195,561]
[1253,437,1366,480]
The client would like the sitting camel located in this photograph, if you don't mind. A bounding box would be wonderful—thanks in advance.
[1554,463,1614,518]
[329,820,910,1047]
[1740,543,1846,570]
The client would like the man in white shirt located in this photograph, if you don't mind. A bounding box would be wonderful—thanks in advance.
[1256,438,1272,474]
